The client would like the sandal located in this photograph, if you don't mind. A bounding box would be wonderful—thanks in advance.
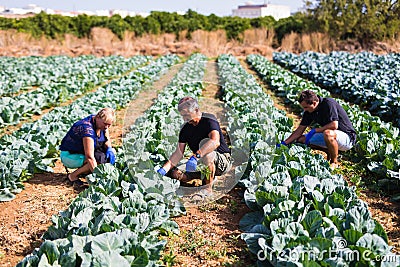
[330,162,340,170]
[66,174,88,187]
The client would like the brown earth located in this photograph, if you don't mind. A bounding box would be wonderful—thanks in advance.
[0,162,80,266]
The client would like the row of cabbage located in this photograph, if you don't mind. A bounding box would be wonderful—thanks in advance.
[16,54,208,267]
[273,51,400,128]
[217,54,397,266]
[0,55,179,202]
[0,55,140,97]
[247,54,400,182]
[0,55,150,126]
[0,56,89,97]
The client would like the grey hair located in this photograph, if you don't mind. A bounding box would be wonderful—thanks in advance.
[178,96,199,112]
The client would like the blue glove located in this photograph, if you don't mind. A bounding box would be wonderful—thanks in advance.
[186,156,198,172]
[157,167,167,176]
[106,147,116,165]
[276,141,287,148]
[305,128,316,145]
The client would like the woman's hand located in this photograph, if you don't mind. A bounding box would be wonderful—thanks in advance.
[106,147,116,164]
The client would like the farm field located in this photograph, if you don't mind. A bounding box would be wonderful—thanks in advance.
[0,53,399,267]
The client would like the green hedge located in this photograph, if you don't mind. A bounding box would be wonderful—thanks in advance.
[0,11,276,41]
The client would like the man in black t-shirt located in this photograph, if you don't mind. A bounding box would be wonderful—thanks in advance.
[156,96,231,188]
[278,90,356,169]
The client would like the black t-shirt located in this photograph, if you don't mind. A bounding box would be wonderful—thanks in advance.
[179,113,230,154]
[300,96,357,144]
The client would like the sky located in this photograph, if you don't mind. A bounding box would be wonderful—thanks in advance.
[0,0,306,16]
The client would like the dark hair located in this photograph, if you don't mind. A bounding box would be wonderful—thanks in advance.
[298,90,319,104]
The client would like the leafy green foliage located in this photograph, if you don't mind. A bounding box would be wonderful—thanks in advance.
[304,0,400,41]
[249,53,400,184]
[123,53,207,214]
[0,55,149,126]
[224,17,252,41]
[0,55,179,201]
[17,164,180,266]
[274,51,400,127]
[218,54,396,266]
[1,3,399,44]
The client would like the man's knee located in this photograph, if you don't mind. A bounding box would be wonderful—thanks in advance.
[323,130,336,142]
[202,151,216,166]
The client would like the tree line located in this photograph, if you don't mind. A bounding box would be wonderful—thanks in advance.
[0,0,398,45]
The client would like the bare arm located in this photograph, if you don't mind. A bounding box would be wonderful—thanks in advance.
[285,121,338,145]
[316,121,338,132]
[104,129,112,149]
[83,137,97,171]
[196,130,220,157]
[162,142,186,171]
[284,125,307,144]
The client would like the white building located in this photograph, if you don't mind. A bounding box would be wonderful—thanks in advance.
[111,9,136,18]
[95,10,111,17]
[76,10,95,16]
[25,4,42,13]
[232,1,290,20]
[1,4,43,15]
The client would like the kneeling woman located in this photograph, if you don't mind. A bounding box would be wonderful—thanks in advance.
[59,107,116,184]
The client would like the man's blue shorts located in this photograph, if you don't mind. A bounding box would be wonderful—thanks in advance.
[308,130,353,151]
[60,151,85,168]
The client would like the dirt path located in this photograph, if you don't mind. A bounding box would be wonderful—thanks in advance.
[240,59,400,253]
[115,64,182,147]
[0,66,179,267]
[163,61,255,266]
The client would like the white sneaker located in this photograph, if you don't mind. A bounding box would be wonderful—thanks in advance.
[330,162,339,170]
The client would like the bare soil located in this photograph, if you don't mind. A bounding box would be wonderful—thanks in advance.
[164,189,254,267]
